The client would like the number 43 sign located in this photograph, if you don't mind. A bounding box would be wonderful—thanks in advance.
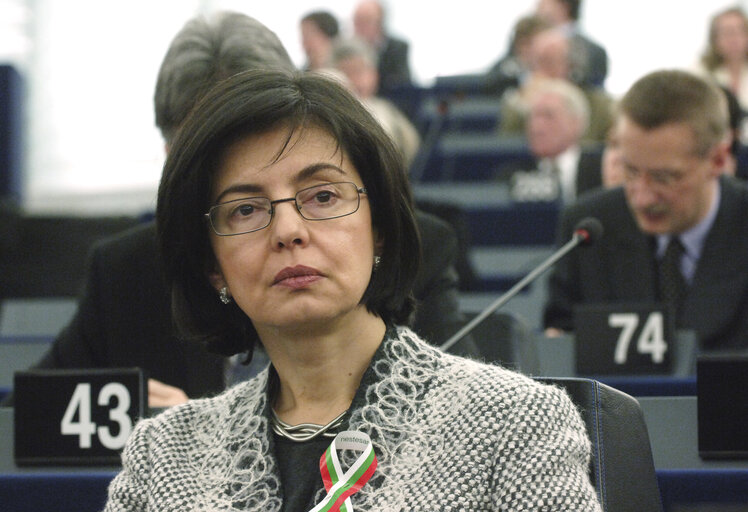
[574,303,674,375]
[14,368,146,465]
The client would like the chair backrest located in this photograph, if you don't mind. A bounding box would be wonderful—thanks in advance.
[536,377,663,512]
[1,215,140,299]
[465,310,540,374]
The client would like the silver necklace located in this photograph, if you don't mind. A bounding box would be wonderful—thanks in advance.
[270,409,347,442]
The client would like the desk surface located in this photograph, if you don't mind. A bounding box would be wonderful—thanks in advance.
[640,396,748,508]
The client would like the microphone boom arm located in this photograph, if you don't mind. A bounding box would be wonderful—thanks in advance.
[440,231,585,352]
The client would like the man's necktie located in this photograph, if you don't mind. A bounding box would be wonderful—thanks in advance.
[658,237,687,313]
[546,159,562,202]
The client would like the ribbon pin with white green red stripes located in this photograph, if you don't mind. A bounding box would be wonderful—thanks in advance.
[309,430,378,512]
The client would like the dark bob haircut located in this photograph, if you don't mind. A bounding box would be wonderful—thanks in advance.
[156,69,420,357]
[301,10,340,39]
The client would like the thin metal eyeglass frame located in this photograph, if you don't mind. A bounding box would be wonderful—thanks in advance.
[204,181,367,236]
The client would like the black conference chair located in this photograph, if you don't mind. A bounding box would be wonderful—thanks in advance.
[466,315,662,510]
[463,310,540,374]
[537,377,663,512]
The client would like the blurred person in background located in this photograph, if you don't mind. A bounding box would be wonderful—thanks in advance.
[327,38,479,292]
[535,0,608,88]
[352,0,411,96]
[697,7,748,112]
[485,14,552,97]
[498,27,613,143]
[718,84,747,178]
[499,78,602,203]
[299,10,339,72]
[601,124,625,188]
[331,37,420,169]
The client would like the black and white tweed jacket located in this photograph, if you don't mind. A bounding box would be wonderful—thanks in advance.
[105,326,601,511]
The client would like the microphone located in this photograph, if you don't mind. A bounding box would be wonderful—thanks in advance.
[440,217,603,352]
[409,98,450,182]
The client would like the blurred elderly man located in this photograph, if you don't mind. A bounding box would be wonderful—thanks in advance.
[501,78,602,203]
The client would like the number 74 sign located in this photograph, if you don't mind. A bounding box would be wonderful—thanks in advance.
[610,312,668,364]
[574,303,674,375]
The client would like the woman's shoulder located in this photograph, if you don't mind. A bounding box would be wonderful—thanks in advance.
[454,353,572,409]
[392,326,571,407]
[381,327,582,438]
[438,355,585,437]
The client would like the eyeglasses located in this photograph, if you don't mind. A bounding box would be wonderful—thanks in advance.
[205,181,367,236]
[623,166,686,189]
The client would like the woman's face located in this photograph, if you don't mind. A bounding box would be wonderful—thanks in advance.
[300,20,332,69]
[714,12,748,63]
[208,126,379,337]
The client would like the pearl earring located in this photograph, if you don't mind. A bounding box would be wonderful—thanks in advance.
[373,255,381,270]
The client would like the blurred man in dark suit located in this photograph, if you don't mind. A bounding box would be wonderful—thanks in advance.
[352,0,411,96]
[544,70,748,353]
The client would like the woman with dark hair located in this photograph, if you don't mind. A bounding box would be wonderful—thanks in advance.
[105,70,600,511]
[300,10,340,71]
